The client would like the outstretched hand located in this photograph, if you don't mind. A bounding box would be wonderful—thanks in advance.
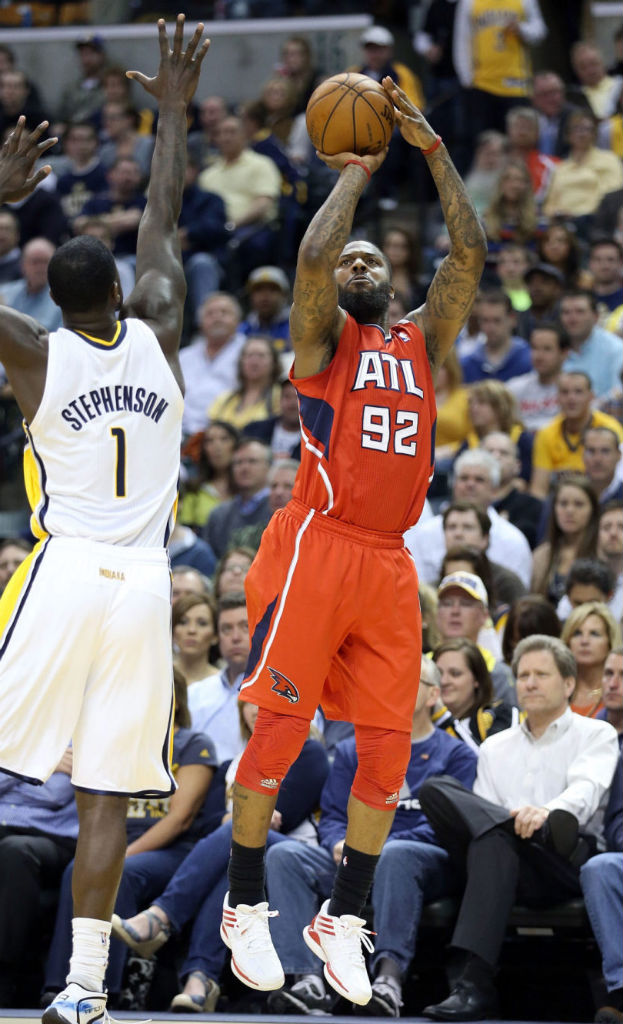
[315,147,388,176]
[0,118,57,204]
[126,13,210,106]
[382,77,438,151]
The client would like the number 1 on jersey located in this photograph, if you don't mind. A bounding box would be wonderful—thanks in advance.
[110,426,127,498]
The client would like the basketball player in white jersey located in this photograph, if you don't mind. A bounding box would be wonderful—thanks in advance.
[0,17,210,1024]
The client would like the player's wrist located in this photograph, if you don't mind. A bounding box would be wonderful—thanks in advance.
[421,134,442,156]
[342,159,372,183]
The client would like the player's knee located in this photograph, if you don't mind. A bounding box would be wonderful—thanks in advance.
[235,706,309,796]
[351,725,411,811]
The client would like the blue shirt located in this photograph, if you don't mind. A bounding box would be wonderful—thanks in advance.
[0,770,78,839]
[563,326,623,398]
[461,336,532,383]
[0,280,62,333]
[187,669,246,764]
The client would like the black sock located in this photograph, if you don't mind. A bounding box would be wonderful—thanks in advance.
[328,844,379,918]
[607,989,623,1011]
[228,839,266,907]
[459,952,496,992]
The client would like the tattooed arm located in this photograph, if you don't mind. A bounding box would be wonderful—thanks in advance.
[289,148,387,379]
[382,77,487,376]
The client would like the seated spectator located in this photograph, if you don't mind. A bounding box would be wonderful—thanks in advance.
[264,656,476,1018]
[0,209,20,285]
[43,670,217,1008]
[597,365,623,423]
[0,750,78,1007]
[542,110,623,232]
[232,457,298,552]
[530,372,623,498]
[561,601,621,717]
[168,519,217,579]
[179,420,239,533]
[203,438,271,559]
[436,571,516,705]
[440,507,526,613]
[536,220,589,289]
[531,70,574,158]
[515,262,565,340]
[274,35,319,116]
[98,64,155,138]
[583,426,623,504]
[182,592,249,763]
[212,546,255,601]
[178,155,228,325]
[420,634,619,1022]
[461,379,532,483]
[480,431,543,548]
[597,646,623,741]
[501,593,561,667]
[243,378,301,459]
[494,243,531,312]
[172,592,220,697]
[208,335,281,431]
[0,67,49,137]
[598,502,623,621]
[504,106,559,211]
[558,290,623,401]
[74,217,135,302]
[432,638,519,749]
[54,122,108,221]
[588,237,623,317]
[99,102,155,179]
[55,34,107,135]
[2,179,69,248]
[187,95,228,171]
[0,237,61,332]
[507,321,568,433]
[433,348,471,464]
[568,41,623,121]
[179,292,246,438]
[462,131,508,217]
[77,156,147,260]
[380,225,427,312]
[481,159,539,260]
[170,565,211,604]
[405,449,533,588]
[580,749,623,1024]
[111,700,328,1014]
[0,536,31,594]
[593,188,623,243]
[256,75,298,148]
[240,266,291,350]
[557,557,617,623]
[531,474,600,603]
[460,290,532,384]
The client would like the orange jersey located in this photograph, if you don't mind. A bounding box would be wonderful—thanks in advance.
[290,315,437,533]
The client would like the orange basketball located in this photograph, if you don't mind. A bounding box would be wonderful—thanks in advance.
[305,72,395,157]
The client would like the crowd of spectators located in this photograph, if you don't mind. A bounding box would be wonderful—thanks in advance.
[0,2,622,1020]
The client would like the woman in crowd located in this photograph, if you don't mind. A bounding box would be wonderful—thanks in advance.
[531,474,599,605]
[275,35,318,115]
[482,158,539,257]
[380,225,427,312]
[432,638,518,751]
[111,701,329,1013]
[561,601,622,717]
[258,75,297,146]
[212,546,256,601]
[172,593,220,703]
[463,130,508,217]
[501,593,562,667]
[43,671,217,1007]
[433,349,471,464]
[208,335,282,431]
[179,420,239,532]
[536,220,589,289]
[460,379,532,482]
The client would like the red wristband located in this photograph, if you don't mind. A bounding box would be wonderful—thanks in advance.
[421,134,442,156]
[343,159,372,183]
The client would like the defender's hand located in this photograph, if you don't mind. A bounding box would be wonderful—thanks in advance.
[126,14,210,106]
[315,147,388,175]
[382,77,438,152]
[0,118,57,204]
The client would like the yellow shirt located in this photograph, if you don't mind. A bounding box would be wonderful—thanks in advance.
[198,150,282,224]
[436,387,471,448]
[208,386,281,431]
[469,0,534,97]
[532,410,623,472]
[543,148,623,218]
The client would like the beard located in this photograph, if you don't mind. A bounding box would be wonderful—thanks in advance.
[338,281,392,325]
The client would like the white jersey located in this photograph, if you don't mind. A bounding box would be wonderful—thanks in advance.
[25,318,183,547]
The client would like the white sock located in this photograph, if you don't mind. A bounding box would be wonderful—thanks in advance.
[67,917,111,993]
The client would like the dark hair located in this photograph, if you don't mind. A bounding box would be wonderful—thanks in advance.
[589,236,623,261]
[0,537,31,556]
[173,666,191,728]
[442,501,492,536]
[381,224,421,278]
[502,594,562,665]
[216,590,247,627]
[560,289,599,313]
[432,638,494,712]
[600,500,623,520]
[533,475,600,597]
[172,592,219,665]
[48,236,117,313]
[584,425,621,450]
[565,558,615,597]
[537,221,582,286]
[213,546,256,599]
[200,420,239,484]
[441,544,495,611]
[529,320,570,350]
[478,289,514,314]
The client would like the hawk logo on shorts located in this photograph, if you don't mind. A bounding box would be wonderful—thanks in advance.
[268,666,300,704]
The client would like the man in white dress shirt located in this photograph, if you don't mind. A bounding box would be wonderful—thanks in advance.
[419,634,619,1021]
[404,449,532,587]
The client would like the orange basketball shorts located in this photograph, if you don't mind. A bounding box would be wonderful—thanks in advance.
[240,498,421,732]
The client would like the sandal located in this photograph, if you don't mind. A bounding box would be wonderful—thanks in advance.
[170,972,220,1013]
[111,909,171,958]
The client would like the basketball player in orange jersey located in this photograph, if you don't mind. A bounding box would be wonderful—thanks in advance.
[0,17,210,1024]
[220,79,487,1005]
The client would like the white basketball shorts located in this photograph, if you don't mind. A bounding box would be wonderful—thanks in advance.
[0,536,175,796]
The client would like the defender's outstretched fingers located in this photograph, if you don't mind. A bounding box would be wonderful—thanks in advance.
[184,22,205,62]
[35,136,58,158]
[172,12,185,55]
[5,116,25,153]
[157,18,169,58]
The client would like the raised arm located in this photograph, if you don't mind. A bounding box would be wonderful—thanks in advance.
[122,15,210,363]
[289,147,387,379]
[382,78,487,376]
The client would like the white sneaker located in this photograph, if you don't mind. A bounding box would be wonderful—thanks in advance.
[303,899,374,1005]
[220,890,285,991]
[42,984,111,1024]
